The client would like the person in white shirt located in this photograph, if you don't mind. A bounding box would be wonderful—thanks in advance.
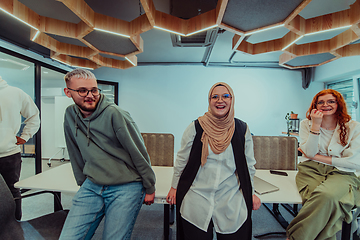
[286,89,360,240]
[0,76,40,220]
[166,82,261,240]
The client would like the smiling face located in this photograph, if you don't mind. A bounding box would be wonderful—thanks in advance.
[64,77,100,117]
[209,86,232,118]
[316,94,338,116]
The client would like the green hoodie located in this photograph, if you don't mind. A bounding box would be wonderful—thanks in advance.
[64,94,155,194]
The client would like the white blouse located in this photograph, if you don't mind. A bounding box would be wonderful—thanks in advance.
[298,119,360,175]
[171,122,256,233]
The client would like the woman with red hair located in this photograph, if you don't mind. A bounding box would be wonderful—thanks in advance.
[286,89,360,240]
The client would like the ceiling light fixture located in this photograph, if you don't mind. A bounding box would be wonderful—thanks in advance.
[31,30,40,41]
[51,57,70,66]
[304,25,352,36]
[0,7,38,31]
[282,36,304,51]
[125,57,136,66]
[186,25,218,37]
[244,24,285,36]
[279,25,351,51]
[93,28,130,38]
[153,26,185,36]
[72,65,94,70]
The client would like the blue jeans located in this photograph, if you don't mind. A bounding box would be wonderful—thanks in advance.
[59,179,145,240]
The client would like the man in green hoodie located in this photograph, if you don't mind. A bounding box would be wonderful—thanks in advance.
[59,69,156,240]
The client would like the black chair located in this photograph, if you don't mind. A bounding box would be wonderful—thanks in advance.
[0,174,68,240]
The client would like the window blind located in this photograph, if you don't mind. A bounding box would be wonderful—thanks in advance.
[327,79,356,120]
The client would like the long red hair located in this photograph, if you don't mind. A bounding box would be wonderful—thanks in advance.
[306,89,351,146]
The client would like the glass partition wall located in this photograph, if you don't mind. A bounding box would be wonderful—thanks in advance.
[326,77,360,121]
[0,46,118,177]
[41,67,69,168]
[0,51,37,179]
[98,80,118,105]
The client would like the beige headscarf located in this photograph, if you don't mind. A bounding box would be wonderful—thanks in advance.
[198,82,235,166]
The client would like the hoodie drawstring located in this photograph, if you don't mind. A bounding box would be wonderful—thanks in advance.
[74,114,79,137]
[74,113,91,146]
[87,121,90,146]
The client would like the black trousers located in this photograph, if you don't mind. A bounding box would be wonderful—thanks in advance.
[0,152,22,220]
[181,216,252,240]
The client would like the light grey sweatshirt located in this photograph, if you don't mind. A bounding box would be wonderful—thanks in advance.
[0,77,40,157]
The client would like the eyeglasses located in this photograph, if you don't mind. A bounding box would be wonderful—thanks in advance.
[210,94,232,101]
[316,100,337,106]
[68,87,101,97]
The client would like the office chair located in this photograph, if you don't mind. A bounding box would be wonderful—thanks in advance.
[253,136,298,171]
[252,136,359,240]
[252,135,298,238]
[141,133,174,167]
[0,174,68,240]
[141,132,175,235]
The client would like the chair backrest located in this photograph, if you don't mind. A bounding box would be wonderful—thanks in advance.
[0,174,23,238]
[252,136,298,170]
[141,133,174,166]
[0,174,16,225]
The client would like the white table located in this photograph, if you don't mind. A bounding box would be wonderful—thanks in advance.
[254,169,354,240]
[254,169,301,238]
[16,163,172,199]
[15,163,174,240]
[255,169,301,204]
[16,163,79,193]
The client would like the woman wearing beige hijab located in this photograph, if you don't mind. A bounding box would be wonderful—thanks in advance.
[166,82,261,240]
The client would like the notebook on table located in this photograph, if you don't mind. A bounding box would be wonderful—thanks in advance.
[254,176,279,195]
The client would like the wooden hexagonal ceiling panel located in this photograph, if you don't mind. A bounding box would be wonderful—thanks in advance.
[0,0,359,70]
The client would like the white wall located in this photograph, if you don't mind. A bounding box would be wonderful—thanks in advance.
[94,65,324,154]
[314,56,360,82]
[0,37,328,159]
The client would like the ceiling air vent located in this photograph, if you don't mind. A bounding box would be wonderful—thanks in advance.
[171,28,219,47]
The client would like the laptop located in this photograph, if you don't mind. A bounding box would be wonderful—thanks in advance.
[253,176,279,195]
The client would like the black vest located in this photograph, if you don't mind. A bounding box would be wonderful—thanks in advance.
[176,118,253,240]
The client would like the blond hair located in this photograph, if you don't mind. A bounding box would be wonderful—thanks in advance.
[64,69,96,85]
